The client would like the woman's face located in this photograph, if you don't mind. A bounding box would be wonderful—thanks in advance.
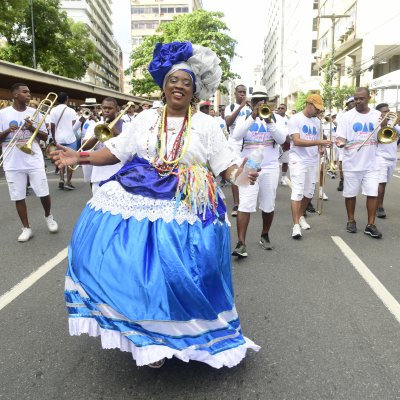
[164,70,194,111]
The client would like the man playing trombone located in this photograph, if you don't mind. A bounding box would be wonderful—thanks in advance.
[0,83,58,242]
[335,87,382,238]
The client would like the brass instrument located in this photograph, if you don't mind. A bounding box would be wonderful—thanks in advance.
[377,112,398,144]
[258,104,272,119]
[0,92,57,166]
[357,111,398,151]
[68,102,134,171]
[81,108,92,119]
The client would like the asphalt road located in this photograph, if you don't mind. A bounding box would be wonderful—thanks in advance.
[1,161,400,400]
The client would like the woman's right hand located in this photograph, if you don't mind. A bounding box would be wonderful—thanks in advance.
[50,144,80,169]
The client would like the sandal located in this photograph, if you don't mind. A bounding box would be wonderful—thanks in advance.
[147,358,165,368]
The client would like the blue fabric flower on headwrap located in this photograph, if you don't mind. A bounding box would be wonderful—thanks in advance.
[148,42,193,88]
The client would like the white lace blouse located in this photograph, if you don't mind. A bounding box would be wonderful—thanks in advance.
[88,109,241,224]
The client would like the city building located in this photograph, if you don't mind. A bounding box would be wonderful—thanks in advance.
[60,0,123,91]
[317,0,400,109]
[130,0,202,50]
[261,0,320,109]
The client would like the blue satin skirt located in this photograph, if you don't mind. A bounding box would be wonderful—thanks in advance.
[65,202,259,368]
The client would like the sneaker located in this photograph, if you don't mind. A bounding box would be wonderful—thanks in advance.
[376,207,386,218]
[45,214,58,233]
[319,190,328,200]
[231,205,238,217]
[64,183,76,190]
[18,227,33,242]
[364,224,382,238]
[337,179,344,191]
[280,177,288,186]
[58,180,64,190]
[292,224,302,239]
[299,216,311,230]
[259,234,273,250]
[346,220,357,233]
[306,202,316,213]
[232,241,248,257]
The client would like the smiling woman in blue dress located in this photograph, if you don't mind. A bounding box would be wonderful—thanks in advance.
[52,42,260,369]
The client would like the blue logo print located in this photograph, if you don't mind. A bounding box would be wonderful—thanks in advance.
[353,122,374,133]
[302,125,318,135]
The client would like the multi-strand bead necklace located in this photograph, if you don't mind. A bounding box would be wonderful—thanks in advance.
[149,105,192,176]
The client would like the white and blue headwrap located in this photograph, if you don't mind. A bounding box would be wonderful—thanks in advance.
[148,41,222,100]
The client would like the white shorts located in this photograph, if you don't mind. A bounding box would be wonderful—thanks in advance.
[334,145,343,162]
[377,157,396,183]
[227,137,243,156]
[343,170,379,197]
[289,163,317,201]
[238,168,279,213]
[5,169,49,201]
[280,150,289,164]
[82,165,93,183]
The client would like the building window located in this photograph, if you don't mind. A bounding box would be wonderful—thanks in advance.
[311,39,317,54]
[131,21,159,29]
[313,0,318,10]
[312,18,318,31]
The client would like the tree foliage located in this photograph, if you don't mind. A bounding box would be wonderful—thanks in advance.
[126,10,239,96]
[0,0,100,79]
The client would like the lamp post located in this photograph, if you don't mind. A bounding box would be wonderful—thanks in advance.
[29,0,37,69]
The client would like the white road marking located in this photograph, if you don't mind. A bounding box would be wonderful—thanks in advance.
[332,236,400,324]
[393,174,400,179]
[0,248,68,311]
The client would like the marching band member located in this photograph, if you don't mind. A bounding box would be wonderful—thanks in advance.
[288,94,331,239]
[81,97,124,194]
[274,103,290,186]
[225,84,252,217]
[335,87,382,238]
[374,103,400,219]
[231,86,286,256]
[50,92,77,190]
[0,83,58,242]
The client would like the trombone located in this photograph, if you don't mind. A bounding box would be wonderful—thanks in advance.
[68,101,134,170]
[357,111,398,151]
[0,92,57,166]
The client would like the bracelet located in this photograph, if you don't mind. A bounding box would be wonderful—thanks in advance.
[79,151,90,165]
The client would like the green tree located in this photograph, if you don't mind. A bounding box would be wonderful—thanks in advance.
[0,0,100,79]
[126,10,239,96]
[294,91,313,112]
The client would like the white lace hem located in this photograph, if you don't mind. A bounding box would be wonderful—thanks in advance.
[89,181,228,226]
[69,317,260,368]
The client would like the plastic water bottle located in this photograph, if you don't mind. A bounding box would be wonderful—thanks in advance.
[234,147,264,187]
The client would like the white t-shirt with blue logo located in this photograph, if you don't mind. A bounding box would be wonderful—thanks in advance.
[288,112,321,166]
[233,115,286,170]
[225,103,252,149]
[336,108,381,171]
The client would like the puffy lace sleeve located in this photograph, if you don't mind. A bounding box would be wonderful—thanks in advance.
[207,117,242,176]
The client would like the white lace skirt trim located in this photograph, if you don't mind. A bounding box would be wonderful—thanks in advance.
[69,317,260,368]
[89,181,201,225]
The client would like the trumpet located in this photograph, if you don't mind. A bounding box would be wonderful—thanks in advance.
[258,104,272,119]
[68,102,134,170]
[81,108,92,119]
[0,92,57,166]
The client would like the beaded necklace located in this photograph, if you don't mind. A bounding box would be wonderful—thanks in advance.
[151,105,192,176]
